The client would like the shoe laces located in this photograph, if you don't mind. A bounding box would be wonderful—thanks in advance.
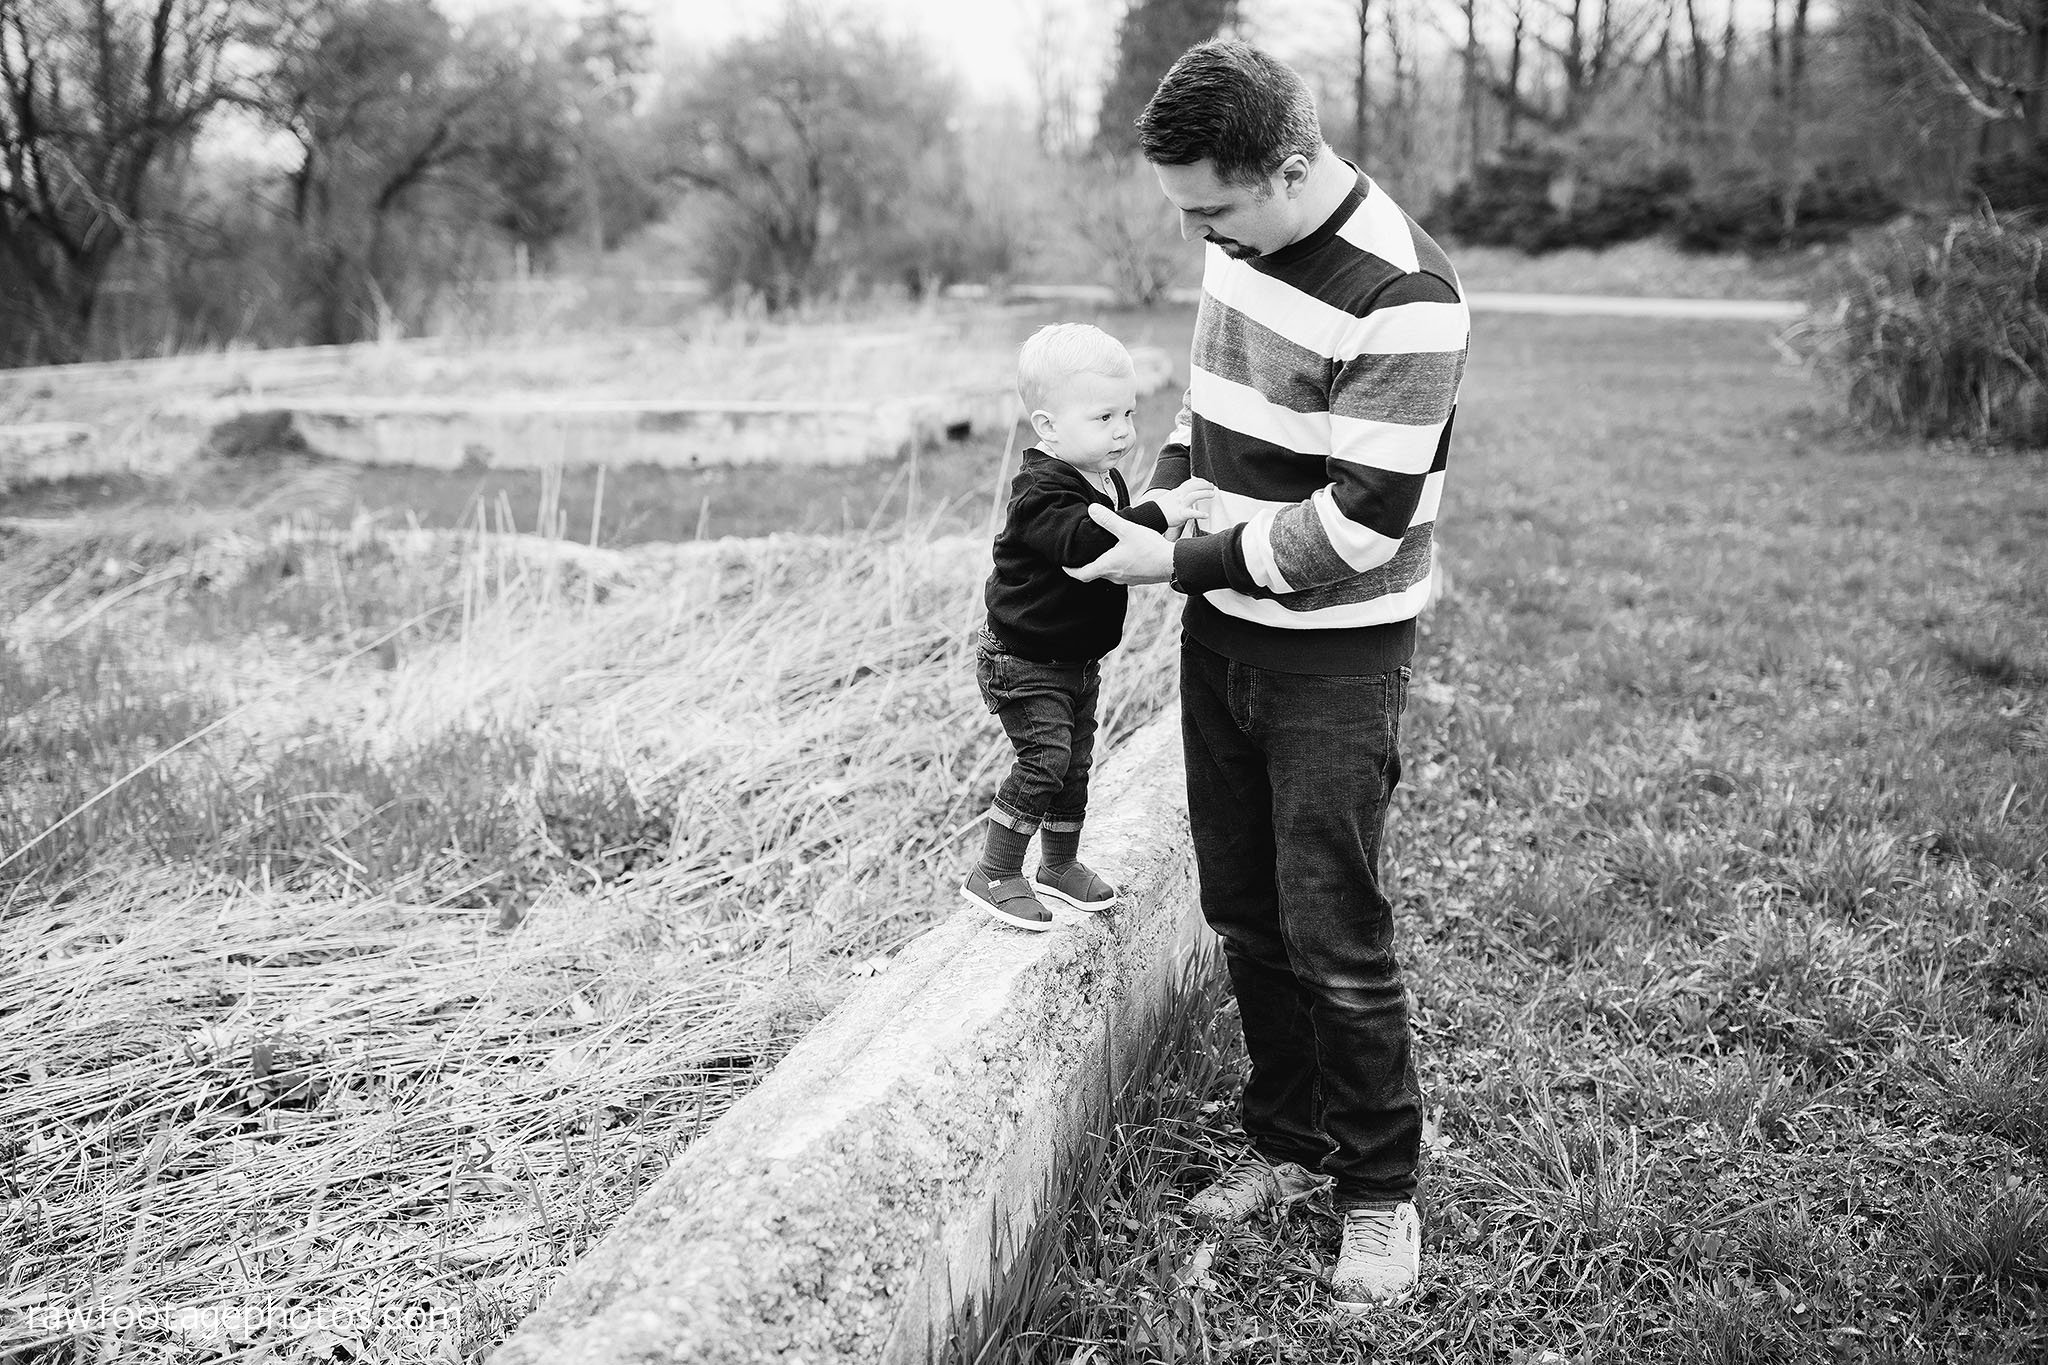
[1343,1206,1400,1256]
[1214,1162,1276,1201]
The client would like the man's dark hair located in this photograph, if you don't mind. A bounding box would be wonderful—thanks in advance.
[1135,40,1322,187]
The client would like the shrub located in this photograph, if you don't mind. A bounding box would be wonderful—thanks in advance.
[1435,145,1561,251]
[1800,211,2048,449]
[1675,163,1900,254]
[1434,145,1689,253]
[1971,148,2048,214]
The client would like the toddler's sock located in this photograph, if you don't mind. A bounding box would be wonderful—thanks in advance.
[1038,825,1081,872]
[978,821,1032,881]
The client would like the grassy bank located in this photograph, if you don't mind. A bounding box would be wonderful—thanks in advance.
[972,314,2048,1362]
[0,517,1185,1362]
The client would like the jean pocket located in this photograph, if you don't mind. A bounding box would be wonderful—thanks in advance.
[975,648,1008,714]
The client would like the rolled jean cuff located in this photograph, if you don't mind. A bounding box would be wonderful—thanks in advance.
[987,802,1039,835]
[1038,814,1084,833]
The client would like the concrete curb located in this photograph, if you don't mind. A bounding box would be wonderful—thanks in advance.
[492,710,1205,1365]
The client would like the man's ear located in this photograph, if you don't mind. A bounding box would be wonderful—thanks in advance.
[1029,408,1058,442]
[1280,152,1312,197]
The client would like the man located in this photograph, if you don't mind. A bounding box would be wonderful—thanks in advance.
[1067,39,1468,1309]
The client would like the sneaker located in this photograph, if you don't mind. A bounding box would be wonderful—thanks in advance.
[1184,1158,1330,1226]
[961,868,1054,931]
[1031,861,1119,913]
[1330,1202,1421,1309]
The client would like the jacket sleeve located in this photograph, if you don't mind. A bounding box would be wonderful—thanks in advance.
[1015,474,1135,569]
[1172,272,1467,598]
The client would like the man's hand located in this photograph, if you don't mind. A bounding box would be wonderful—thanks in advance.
[1065,503,1175,585]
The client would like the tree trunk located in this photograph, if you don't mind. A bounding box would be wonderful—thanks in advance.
[1353,0,1371,163]
[1462,0,1481,174]
[1505,0,1526,146]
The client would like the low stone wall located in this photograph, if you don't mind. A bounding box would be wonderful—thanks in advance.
[0,423,97,490]
[491,711,1204,1365]
[170,389,1022,470]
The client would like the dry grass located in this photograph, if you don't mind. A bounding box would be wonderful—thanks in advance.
[1794,212,2048,449]
[0,498,1185,1361]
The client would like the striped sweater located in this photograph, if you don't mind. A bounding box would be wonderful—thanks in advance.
[1152,170,1469,675]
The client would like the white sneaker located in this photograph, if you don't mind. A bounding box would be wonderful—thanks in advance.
[1330,1202,1420,1308]
[1183,1158,1329,1226]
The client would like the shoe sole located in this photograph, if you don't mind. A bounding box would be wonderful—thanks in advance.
[1030,879,1117,913]
[1329,1285,1416,1312]
[961,887,1054,931]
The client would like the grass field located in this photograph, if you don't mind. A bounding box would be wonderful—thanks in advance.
[957,314,2048,1362]
[4,294,2042,1363]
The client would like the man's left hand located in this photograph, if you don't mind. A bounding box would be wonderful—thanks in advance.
[1065,504,1175,585]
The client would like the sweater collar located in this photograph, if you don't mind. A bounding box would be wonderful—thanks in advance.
[1259,164,1370,269]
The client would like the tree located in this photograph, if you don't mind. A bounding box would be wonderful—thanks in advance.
[1022,0,1088,156]
[266,0,588,341]
[1094,0,1238,156]
[650,8,961,310]
[0,0,266,363]
[1853,0,2048,162]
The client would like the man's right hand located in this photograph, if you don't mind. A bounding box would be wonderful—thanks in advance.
[1064,504,1176,585]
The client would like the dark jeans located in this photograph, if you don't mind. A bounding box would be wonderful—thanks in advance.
[1180,633,1420,1208]
[977,627,1101,835]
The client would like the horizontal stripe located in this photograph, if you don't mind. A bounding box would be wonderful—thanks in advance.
[1197,469,1442,538]
[1258,238,1406,317]
[1206,259,1366,364]
[1329,413,1450,475]
[1323,465,1425,549]
[1333,351,1465,426]
[1346,299,1470,356]
[1337,182,1422,273]
[1205,264,1469,364]
[1195,303,1333,415]
[1189,417,1335,504]
[1195,310,1463,431]
[1191,370,1329,456]
[1283,490,1376,582]
[1199,567,1435,629]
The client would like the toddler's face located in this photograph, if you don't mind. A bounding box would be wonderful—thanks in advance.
[1038,368,1138,474]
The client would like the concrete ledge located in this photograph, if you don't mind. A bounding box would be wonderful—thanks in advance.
[492,711,1204,1365]
[0,423,97,490]
[170,389,1022,470]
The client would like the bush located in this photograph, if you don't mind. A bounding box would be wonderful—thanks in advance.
[1435,145,1561,251]
[1801,211,2048,449]
[1434,146,1689,253]
[1971,149,2048,214]
[1676,163,1901,254]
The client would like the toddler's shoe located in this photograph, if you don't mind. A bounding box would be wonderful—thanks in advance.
[1031,861,1119,913]
[961,868,1054,931]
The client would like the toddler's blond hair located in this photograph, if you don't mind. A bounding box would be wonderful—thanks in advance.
[1016,323,1135,416]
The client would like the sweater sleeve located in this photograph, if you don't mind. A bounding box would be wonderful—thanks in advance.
[1174,271,1466,598]
[1146,387,1194,491]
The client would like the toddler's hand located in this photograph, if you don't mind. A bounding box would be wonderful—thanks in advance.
[1149,477,1216,528]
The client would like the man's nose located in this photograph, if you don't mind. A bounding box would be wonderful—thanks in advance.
[1179,212,1202,242]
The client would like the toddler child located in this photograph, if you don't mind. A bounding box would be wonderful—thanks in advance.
[964,323,1212,930]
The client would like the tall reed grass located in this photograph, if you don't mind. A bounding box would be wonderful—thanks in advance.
[0,508,1185,1363]
[1800,211,2048,448]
